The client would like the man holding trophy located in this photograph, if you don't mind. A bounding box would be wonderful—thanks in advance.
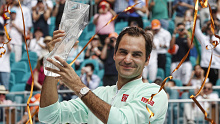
[39,1,168,124]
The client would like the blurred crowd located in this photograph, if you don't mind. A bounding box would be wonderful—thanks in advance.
[0,0,220,123]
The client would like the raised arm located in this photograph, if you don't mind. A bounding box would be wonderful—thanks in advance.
[52,0,60,17]
[194,19,207,45]
[100,37,110,60]
[40,30,66,108]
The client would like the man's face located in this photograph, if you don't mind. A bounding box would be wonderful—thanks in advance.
[177,25,185,36]
[37,2,45,9]
[0,94,6,101]
[34,30,43,38]
[10,13,16,20]
[85,66,93,76]
[194,65,201,77]
[114,34,149,79]
[203,83,213,95]
[152,28,160,35]
[110,37,117,47]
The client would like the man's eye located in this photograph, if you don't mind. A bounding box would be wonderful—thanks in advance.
[120,51,127,54]
[133,53,141,57]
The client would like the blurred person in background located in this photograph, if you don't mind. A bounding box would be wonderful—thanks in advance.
[17,93,41,124]
[200,0,219,26]
[25,58,45,91]
[184,9,193,30]
[31,0,53,8]
[6,9,23,62]
[165,80,176,87]
[195,18,220,85]
[170,23,193,86]
[0,85,14,122]
[85,35,103,69]
[93,1,116,45]
[11,0,32,35]
[52,0,66,30]
[80,63,100,90]
[172,0,194,25]
[40,36,52,58]
[27,27,45,57]
[151,19,171,73]
[127,0,147,29]
[0,30,11,90]
[184,82,219,123]
[114,0,129,23]
[187,64,209,88]
[101,32,118,86]
[32,0,52,37]
[149,0,169,30]
[95,0,115,8]
[67,40,84,70]
[142,27,159,83]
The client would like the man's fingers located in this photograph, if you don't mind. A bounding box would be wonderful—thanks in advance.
[74,40,79,46]
[54,56,70,68]
[53,30,65,38]
[52,33,65,41]
[45,67,61,75]
[46,58,65,71]
[50,37,62,45]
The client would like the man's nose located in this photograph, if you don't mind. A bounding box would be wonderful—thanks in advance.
[124,54,132,63]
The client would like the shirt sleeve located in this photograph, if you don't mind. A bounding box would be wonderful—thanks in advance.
[107,87,168,124]
[165,30,171,48]
[195,20,207,46]
[39,98,88,124]
[38,87,106,124]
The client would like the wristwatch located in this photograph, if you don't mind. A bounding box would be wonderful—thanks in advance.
[79,87,90,98]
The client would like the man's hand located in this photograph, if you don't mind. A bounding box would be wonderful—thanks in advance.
[45,56,86,95]
[104,37,110,45]
[56,0,60,6]
[48,30,65,52]
[173,27,178,34]
[150,1,155,7]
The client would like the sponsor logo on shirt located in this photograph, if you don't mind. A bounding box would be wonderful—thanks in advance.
[141,97,155,106]
[121,94,129,102]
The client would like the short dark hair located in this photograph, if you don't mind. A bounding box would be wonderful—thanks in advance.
[177,23,185,27]
[114,27,153,61]
[85,63,94,71]
[193,64,201,70]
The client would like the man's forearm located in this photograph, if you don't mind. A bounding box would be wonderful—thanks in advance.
[81,91,111,124]
[40,76,59,108]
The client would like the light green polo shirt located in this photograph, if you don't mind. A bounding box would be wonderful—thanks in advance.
[39,78,168,124]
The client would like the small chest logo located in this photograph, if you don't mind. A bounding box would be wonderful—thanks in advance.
[121,94,129,102]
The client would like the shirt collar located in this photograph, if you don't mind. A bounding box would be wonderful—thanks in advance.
[115,77,143,91]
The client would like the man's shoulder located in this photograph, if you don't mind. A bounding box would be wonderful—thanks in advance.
[93,85,116,94]
[135,83,164,95]
[160,28,171,35]
[209,92,219,99]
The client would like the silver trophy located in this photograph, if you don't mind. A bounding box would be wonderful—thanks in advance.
[44,1,90,77]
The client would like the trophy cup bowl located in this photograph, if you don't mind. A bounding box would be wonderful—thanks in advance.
[44,1,90,77]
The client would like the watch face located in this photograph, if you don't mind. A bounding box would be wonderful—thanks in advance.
[81,87,89,95]
[81,88,87,94]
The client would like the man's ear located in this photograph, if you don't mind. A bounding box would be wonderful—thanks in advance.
[145,55,150,66]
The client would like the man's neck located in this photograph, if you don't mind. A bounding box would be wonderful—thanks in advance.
[117,75,141,90]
